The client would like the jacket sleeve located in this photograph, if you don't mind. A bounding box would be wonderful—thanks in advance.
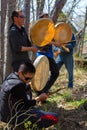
[65,34,76,51]
[9,27,32,52]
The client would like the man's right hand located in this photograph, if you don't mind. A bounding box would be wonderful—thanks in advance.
[30,47,38,53]
[35,93,48,102]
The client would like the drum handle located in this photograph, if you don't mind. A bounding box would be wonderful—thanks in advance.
[37,87,66,105]
[47,87,66,96]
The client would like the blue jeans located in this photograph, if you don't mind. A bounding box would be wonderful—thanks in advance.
[56,54,74,88]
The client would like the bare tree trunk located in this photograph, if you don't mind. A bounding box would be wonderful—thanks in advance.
[31,0,35,22]
[4,0,16,78]
[24,0,34,60]
[24,0,30,33]
[0,4,1,83]
[75,30,83,56]
[81,6,87,55]
[1,0,7,81]
[66,0,81,19]
[75,7,87,56]
[36,0,45,19]
[51,0,67,24]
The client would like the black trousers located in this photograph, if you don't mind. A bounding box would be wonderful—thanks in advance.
[11,108,59,129]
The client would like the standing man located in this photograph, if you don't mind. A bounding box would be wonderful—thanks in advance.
[53,34,76,88]
[36,13,59,95]
[0,62,59,129]
[9,10,38,72]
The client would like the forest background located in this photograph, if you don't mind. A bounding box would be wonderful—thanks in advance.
[0,1,87,129]
[0,0,87,81]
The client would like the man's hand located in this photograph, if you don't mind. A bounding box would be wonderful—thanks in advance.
[35,93,48,102]
[50,41,61,47]
[30,47,38,53]
[54,50,61,57]
[21,46,38,53]
[62,45,70,52]
[35,93,48,105]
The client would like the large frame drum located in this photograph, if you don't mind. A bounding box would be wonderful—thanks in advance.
[29,18,55,47]
[54,22,72,45]
[32,55,49,91]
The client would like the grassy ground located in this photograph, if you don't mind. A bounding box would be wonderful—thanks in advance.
[42,65,87,130]
[0,66,87,130]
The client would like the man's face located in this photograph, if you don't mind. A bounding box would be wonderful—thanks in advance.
[14,11,25,27]
[17,11,25,26]
[19,72,35,83]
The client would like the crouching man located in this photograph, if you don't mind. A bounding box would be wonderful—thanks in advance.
[0,62,59,129]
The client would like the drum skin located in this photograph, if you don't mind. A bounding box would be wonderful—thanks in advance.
[54,23,72,45]
[32,55,49,91]
[29,18,55,47]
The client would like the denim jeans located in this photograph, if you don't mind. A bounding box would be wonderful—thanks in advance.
[56,54,74,88]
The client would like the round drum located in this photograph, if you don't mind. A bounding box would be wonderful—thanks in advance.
[29,18,55,47]
[54,22,72,45]
[32,55,49,91]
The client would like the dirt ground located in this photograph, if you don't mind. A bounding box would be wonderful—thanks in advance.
[47,66,87,130]
[0,66,87,130]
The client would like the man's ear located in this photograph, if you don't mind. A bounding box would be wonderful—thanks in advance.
[18,71,22,76]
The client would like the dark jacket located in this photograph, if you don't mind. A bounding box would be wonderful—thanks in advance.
[9,24,32,64]
[0,72,36,122]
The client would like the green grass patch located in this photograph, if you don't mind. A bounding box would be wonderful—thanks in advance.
[64,98,87,109]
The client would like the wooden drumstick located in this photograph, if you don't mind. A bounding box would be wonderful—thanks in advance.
[47,87,66,96]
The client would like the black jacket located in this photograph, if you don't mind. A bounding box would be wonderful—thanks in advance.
[9,24,32,64]
[0,72,36,122]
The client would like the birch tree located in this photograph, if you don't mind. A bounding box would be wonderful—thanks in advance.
[4,0,16,78]
[1,0,7,81]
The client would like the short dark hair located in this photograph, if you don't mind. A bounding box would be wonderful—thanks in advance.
[11,11,19,21]
[11,10,23,22]
[18,62,36,74]
[39,13,49,19]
